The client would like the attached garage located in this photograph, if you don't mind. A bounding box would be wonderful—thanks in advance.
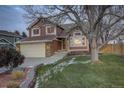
[20,42,46,58]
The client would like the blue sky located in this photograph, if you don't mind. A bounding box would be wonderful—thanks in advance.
[0,5,27,33]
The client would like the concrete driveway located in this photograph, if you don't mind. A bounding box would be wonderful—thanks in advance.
[20,51,68,68]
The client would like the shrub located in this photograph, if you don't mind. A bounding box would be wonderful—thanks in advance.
[0,48,25,71]
[7,81,20,88]
[11,71,25,80]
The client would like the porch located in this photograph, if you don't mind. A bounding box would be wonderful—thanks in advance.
[45,38,67,57]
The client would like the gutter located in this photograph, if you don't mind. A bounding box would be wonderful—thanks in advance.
[16,40,53,44]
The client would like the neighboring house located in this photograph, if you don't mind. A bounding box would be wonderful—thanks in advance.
[16,18,89,58]
[108,31,124,44]
[0,30,22,48]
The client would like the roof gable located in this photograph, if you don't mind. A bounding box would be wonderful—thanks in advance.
[27,18,64,30]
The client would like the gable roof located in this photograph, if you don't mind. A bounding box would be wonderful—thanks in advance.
[27,17,64,30]
[0,30,22,38]
[61,23,81,36]
[61,23,76,31]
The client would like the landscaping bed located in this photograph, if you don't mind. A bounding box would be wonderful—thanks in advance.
[36,54,124,88]
[0,68,30,88]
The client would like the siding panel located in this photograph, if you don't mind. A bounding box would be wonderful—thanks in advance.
[20,43,46,57]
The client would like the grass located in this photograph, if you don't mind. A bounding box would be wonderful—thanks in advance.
[36,54,124,88]
[36,56,73,75]
[74,55,90,62]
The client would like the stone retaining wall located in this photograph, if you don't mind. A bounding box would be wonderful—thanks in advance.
[19,64,43,88]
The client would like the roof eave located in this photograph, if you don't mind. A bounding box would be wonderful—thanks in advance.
[0,33,22,38]
[16,40,53,44]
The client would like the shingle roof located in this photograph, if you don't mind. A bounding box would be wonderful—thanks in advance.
[28,18,64,30]
[21,35,56,42]
[22,23,77,42]
[0,30,22,37]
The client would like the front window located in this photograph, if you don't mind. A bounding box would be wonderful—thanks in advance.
[70,35,86,47]
[32,28,40,36]
[74,31,82,37]
[74,39,82,45]
[70,37,83,47]
[46,26,56,35]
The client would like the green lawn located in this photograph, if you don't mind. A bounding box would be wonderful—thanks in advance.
[36,54,124,88]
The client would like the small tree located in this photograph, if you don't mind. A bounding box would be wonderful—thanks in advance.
[14,30,20,35]
[22,32,27,38]
[0,48,25,71]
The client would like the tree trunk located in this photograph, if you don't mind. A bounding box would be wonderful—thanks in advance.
[89,42,91,53]
[91,47,99,62]
[91,37,99,63]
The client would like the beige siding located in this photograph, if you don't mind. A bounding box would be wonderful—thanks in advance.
[20,43,46,57]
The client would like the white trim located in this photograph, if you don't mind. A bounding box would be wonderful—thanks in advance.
[0,43,10,44]
[28,18,39,29]
[31,28,40,37]
[69,34,87,47]
[16,40,53,44]
[0,38,15,47]
[82,36,87,46]
[46,26,56,35]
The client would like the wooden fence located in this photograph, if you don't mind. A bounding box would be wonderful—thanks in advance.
[100,44,124,56]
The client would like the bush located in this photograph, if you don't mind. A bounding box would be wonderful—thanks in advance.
[0,48,25,71]
[11,71,25,80]
[7,81,20,88]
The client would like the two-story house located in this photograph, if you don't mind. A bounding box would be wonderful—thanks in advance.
[17,18,89,58]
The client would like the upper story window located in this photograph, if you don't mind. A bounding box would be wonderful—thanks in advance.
[32,28,40,36]
[75,32,81,35]
[46,26,56,35]
[69,31,87,47]
[73,31,82,37]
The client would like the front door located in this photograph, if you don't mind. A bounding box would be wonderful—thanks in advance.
[62,39,66,49]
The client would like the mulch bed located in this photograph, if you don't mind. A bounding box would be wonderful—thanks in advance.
[0,68,31,88]
[0,73,12,87]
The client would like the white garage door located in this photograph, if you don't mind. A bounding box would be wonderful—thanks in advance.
[20,43,46,58]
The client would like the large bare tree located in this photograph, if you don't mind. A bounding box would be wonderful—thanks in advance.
[23,5,124,63]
